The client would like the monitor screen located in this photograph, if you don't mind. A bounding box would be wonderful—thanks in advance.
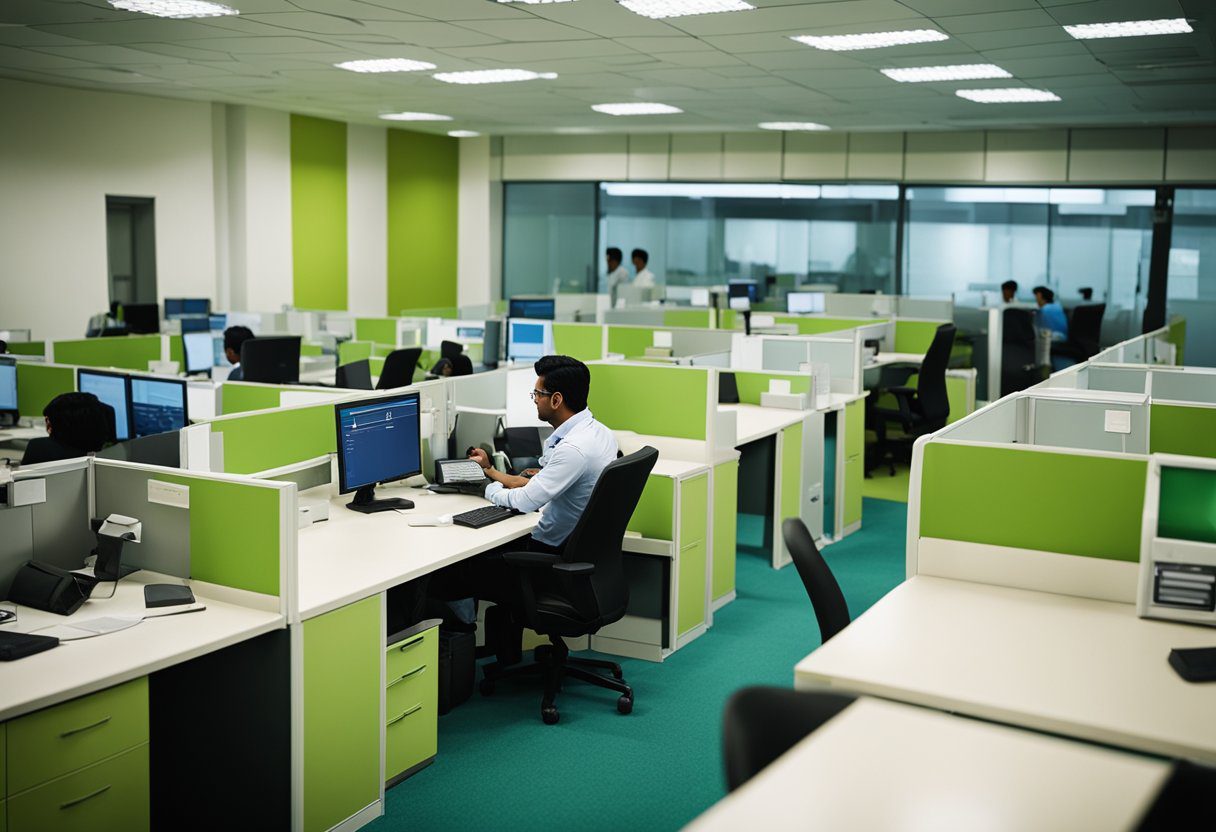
[457,327,484,339]
[1159,466,1216,544]
[728,282,758,301]
[336,393,422,493]
[0,359,16,411]
[183,332,215,374]
[788,292,826,314]
[212,335,227,368]
[507,319,553,363]
[509,298,556,320]
[209,314,227,332]
[180,317,210,334]
[121,303,160,334]
[241,336,300,384]
[165,298,210,320]
[130,377,188,437]
[482,319,502,367]
[78,369,131,441]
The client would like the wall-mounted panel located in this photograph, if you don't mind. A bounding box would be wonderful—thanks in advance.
[669,133,724,180]
[387,129,458,313]
[905,131,985,182]
[628,134,670,181]
[290,114,347,310]
[846,132,904,180]
[502,135,627,180]
[782,132,847,180]
[346,123,386,316]
[1165,127,1216,182]
[985,129,1068,182]
[1069,128,1165,183]
[723,132,782,181]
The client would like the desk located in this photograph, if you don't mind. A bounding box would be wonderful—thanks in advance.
[795,576,1216,763]
[868,351,924,369]
[686,698,1169,832]
[0,425,47,458]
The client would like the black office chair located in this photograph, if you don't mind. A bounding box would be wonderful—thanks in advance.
[376,347,422,389]
[440,340,463,361]
[481,446,659,724]
[498,427,545,473]
[722,687,857,791]
[781,519,850,643]
[1135,760,1216,831]
[1052,303,1106,365]
[336,359,373,390]
[867,323,955,475]
[1000,307,1040,397]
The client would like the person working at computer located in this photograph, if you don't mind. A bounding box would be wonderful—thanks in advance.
[606,247,630,306]
[632,248,656,288]
[21,392,109,465]
[1033,286,1068,340]
[223,325,254,381]
[1001,280,1018,304]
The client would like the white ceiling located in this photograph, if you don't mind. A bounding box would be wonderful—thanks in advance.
[1,0,1213,135]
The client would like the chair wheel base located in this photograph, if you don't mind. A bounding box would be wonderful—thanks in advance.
[541,705,560,725]
[617,695,633,715]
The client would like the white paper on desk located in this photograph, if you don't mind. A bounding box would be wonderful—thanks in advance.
[751,314,775,328]
[768,379,792,396]
[653,330,673,348]
[37,616,142,641]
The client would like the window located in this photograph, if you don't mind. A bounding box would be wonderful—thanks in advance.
[1168,189,1216,365]
[105,196,157,306]
[502,183,596,298]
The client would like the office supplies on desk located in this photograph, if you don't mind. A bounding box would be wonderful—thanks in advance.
[435,458,489,492]
[1168,647,1216,682]
[145,584,195,608]
[142,602,206,619]
[37,615,142,641]
[451,505,518,529]
[408,515,453,527]
[0,630,58,661]
[8,561,97,615]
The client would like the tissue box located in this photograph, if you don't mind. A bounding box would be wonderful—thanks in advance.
[760,392,807,410]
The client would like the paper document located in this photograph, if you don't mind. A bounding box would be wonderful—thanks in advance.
[37,616,143,641]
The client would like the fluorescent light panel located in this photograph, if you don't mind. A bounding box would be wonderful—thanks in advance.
[758,121,829,131]
[791,29,947,51]
[881,64,1010,82]
[592,102,682,116]
[618,0,754,20]
[448,130,480,138]
[433,69,557,85]
[379,112,451,121]
[956,88,1060,103]
[335,58,435,73]
[109,0,237,17]
[1065,18,1192,39]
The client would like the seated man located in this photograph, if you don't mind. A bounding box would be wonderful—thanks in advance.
[223,325,254,381]
[22,392,109,465]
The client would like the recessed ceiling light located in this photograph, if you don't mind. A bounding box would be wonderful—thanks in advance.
[335,58,436,73]
[379,112,452,122]
[758,121,830,131]
[433,69,557,85]
[618,0,754,20]
[1064,18,1192,39]
[108,0,237,17]
[448,130,481,138]
[592,102,683,116]
[956,88,1061,103]
[881,64,1011,83]
[791,29,948,51]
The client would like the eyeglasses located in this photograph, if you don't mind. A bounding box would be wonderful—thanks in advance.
[529,389,553,402]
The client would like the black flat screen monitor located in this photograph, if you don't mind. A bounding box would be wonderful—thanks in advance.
[182,331,215,374]
[180,317,210,334]
[241,336,301,384]
[335,392,421,513]
[78,369,132,441]
[130,376,188,437]
[482,319,502,368]
[728,282,759,302]
[0,358,16,413]
[336,359,373,390]
[508,298,555,320]
[121,303,160,334]
[165,298,211,320]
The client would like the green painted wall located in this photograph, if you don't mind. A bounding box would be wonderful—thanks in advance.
[15,364,74,418]
[291,114,348,311]
[589,364,708,440]
[1150,404,1216,458]
[387,130,458,314]
[919,443,1147,562]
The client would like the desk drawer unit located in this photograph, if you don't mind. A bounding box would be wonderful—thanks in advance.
[677,473,709,639]
[842,399,863,533]
[385,624,438,786]
[7,743,149,832]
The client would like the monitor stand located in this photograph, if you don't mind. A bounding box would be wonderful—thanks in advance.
[347,485,414,514]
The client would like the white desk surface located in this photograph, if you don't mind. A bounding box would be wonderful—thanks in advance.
[795,576,1216,763]
[296,484,540,620]
[719,404,804,447]
[868,351,924,368]
[818,391,867,412]
[0,425,48,443]
[0,571,283,722]
[686,697,1169,832]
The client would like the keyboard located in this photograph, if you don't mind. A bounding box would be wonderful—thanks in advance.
[451,505,519,529]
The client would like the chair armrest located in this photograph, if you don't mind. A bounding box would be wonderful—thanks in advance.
[888,386,917,398]
[553,562,595,575]
[502,550,561,568]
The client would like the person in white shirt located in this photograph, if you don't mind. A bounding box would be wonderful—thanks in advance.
[632,248,656,288]
[1001,280,1018,304]
[605,247,630,306]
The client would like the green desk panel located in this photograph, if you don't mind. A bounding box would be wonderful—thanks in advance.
[220,383,282,415]
[553,324,603,361]
[15,364,75,418]
[214,404,336,475]
[781,422,803,526]
[712,461,738,601]
[920,443,1147,562]
[589,364,707,440]
[677,474,708,635]
[53,337,160,371]
[627,475,674,540]
[1150,404,1216,459]
[606,327,656,359]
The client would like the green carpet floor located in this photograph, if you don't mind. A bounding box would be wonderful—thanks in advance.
[369,498,908,832]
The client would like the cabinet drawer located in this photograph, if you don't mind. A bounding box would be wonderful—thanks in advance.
[677,537,708,636]
[386,661,432,719]
[8,678,148,794]
[385,627,437,683]
[845,400,864,459]
[678,474,709,546]
[385,700,436,781]
[8,743,149,832]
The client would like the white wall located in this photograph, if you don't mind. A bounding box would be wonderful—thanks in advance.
[347,123,387,316]
[0,78,217,340]
[458,136,494,308]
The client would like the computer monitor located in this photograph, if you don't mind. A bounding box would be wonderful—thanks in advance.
[180,317,210,334]
[0,358,16,414]
[182,331,215,374]
[508,297,556,321]
[457,326,484,339]
[335,392,421,513]
[241,336,300,384]
[164,298,211,320]
[507,319,554,363]
[212,335,227,368]
[130,376,188,437]
[482,319,502,368]
[209,314,227,332]
[787,292,826,314]
[336,359,373,390]
[78,369,132,441]
[728,282,759,302]
[120,303,160,334]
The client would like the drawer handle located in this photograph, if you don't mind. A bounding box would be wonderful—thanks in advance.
[387,703,423,726]
[396,635,424,652]
[60,716,111,738]
[388,665,427,687]
[60,785,111,810]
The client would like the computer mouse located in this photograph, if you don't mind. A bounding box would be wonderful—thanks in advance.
[437,514,453,526]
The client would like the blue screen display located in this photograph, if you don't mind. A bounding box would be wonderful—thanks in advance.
[209,314,227,332]
[0,363,16,410]
[131,378,187,437]
[338,394,421,491]
[78,371,131,441]
[509,321,547,362]
[183,332,214,373]
[509,298,555,320]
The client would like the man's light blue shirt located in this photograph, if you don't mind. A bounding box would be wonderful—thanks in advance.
[484,409,618,547]
[1038,302,1069,341]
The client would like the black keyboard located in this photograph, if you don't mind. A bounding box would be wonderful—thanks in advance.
[452,505,519,529]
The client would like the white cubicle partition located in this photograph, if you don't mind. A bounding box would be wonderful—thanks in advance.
[743,333,862,395]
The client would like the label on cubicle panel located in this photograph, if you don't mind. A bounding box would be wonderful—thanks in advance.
[148,479,189,509]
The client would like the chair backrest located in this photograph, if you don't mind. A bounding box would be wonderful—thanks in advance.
[915,323,955,425]
[376,347,422,389]
[450,353,474,377]
[1002,307,1036,346]
[1068,303,1105,358]
[560,446,659,625]
[440,340,463,360]
[781,518,850,643]
[336,358,373,390]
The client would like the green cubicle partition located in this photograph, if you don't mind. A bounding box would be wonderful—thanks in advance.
[14,363,75,418]
[1166,316,1187,364]
[398,306,459,319]
[772,316,872,336]
[553,323,604,362]
[606,325,656,360]
[731,371,813,404]
[339,340,374,365]
[893,320,948,354]
[662,309,713,328]
[353,318,397,346]
[588,364,709,440]
[7,342,44,356]
[53,335,162,371]
[221,382,286,415]
[212,404,337,475]
[1149,404,1216,459]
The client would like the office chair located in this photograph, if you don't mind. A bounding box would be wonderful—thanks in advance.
[376,347,422,389]
[98,402,118,446]
[440,340,463,361]
[442,342,474,377]
[480,446,659,724]
[336,358,373,390]
[867,323,955,475]
[498,427,545,473]
[781,519,850,643]
[1052,303,1106,365]
[722,687,857,791]
[1000,307,1040,397]
[1134,760,1216,831]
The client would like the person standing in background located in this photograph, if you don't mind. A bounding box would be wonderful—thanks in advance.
[606,247,630,306]
[632,248,655,288]
[1001,280,1018,304]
